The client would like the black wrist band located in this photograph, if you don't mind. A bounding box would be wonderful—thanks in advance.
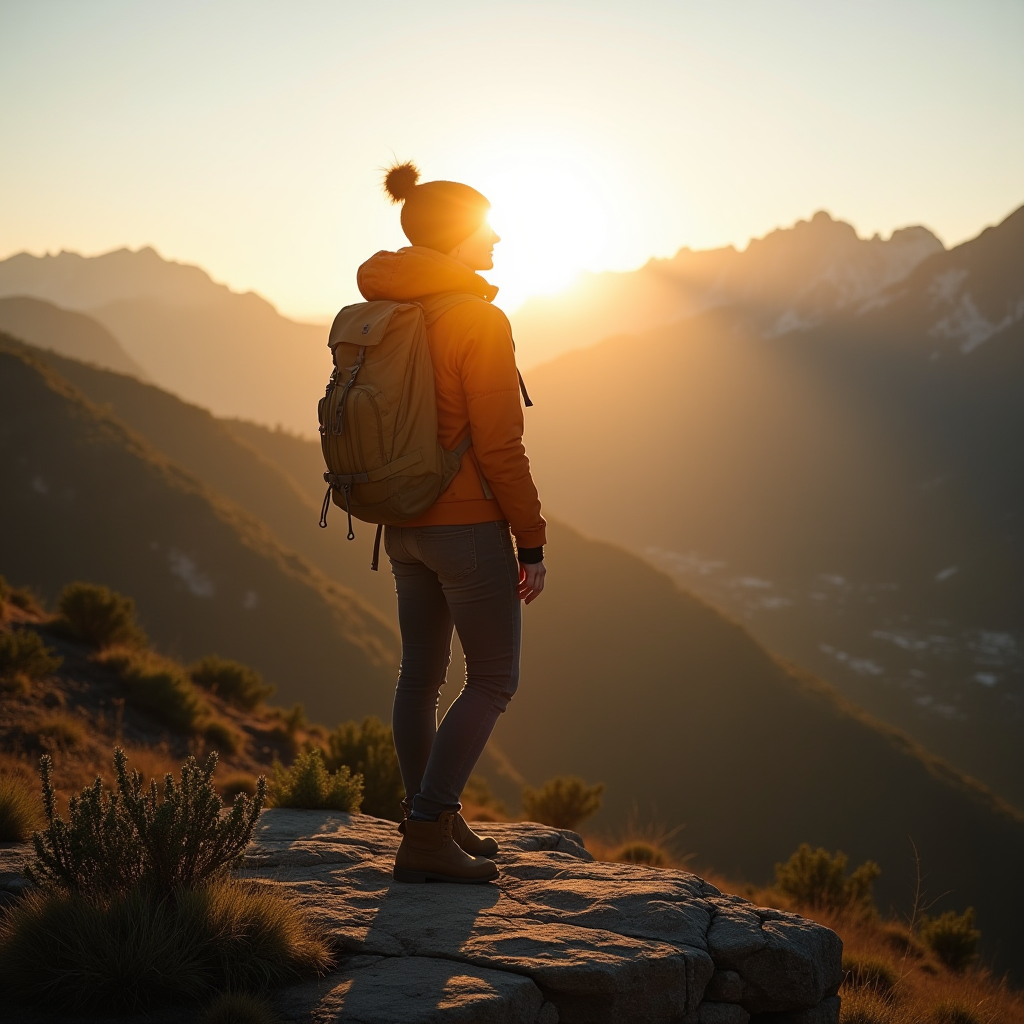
[517,545,544,564]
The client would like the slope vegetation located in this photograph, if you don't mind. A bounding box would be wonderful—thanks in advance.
[0,339,398,724]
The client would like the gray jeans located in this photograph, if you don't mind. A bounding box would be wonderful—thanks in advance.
[385,520,522,820]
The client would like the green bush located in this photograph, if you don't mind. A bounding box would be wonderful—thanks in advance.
[28,748,266,896]
[220,773,258,802]
[272,749,362,812]
[204,717,245,755]
[0,774,40,842]
[0,629,62,682]
[615,840,669,867]
[57,582,147,649]
[774,844,880,914]
[326,716,404,819]
[521,775,605,831]
[462,774,507,817]
[918,908,980,973]
[191,656,274,711]
[0,880,330,1013]
[843,955,898,994]
[101,648,208,732]
[200,991,280,1024]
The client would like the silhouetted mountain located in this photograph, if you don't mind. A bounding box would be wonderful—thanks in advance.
[0,338,398,724]
[522,204,1024,810]
[0,296,146,378]
[0,247,329,434]
[511,212,943,367]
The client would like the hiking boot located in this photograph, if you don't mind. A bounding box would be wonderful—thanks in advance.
[393,812,498,884]
[453,812,499,858]
[400,800,500,858]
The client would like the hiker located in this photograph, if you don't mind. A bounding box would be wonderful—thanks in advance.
[357,161,546,884]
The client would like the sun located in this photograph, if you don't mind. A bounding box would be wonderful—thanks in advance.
[463,143,630,311]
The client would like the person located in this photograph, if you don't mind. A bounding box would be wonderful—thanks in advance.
[356,161,546,884]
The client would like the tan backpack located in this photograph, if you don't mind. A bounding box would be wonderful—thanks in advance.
[317,292,482,568]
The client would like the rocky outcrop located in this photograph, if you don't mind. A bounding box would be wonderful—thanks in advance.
[245,810,842,1024]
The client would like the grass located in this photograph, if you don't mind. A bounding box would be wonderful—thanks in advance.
[0,880,332,1013]
[0,773,41,841]
[199,991,280,1024]
[271,748,363,812]
[99,646,209,732]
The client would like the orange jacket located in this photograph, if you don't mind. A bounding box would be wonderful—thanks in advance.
[356,246,546,550]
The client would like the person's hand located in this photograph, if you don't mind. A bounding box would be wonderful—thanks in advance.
[518,560,546,604]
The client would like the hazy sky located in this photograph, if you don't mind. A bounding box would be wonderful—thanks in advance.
[1,0,1022,320]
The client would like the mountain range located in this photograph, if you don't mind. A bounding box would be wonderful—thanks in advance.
[510,211,944,368]
[0,247,329,434]
[521,204,1024,810]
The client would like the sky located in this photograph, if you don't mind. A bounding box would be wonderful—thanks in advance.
[1,0,1022,321]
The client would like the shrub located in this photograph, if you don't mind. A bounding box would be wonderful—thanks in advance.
[191,655,274,711]
[0,574,8,603]
[843,955,898,994]
[614,840,669,867]
[57,582,146,649]
[221,773,258,802]
[918,908,980,973]
[200,991,279,1024]
[521,775,605,830]
[929,1000,983,1024]
[101,648,208,732]
[34,712,87,751]
[0,629,62,682]
[462,774,507,818]
[0,880,330,1013]
[326,716,404,819]
[204,717,245,755]
[7,587,42,613]
[28,748,266,896]
[0,774,40,841]
[271,749,362,812]
[774,844,880,914]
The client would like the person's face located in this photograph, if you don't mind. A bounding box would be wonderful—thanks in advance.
[447,219,501,271]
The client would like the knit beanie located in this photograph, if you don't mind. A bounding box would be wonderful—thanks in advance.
[383,161,490,254]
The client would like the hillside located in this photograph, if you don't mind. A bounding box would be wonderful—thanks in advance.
[510,211,943,368]
[2,338,396,615]
[0,296,146,378]
[0,248,330,434]
[213,416,1024,979]
[0,339,398,725]
[3,315,1023,973]
[521,205,1024,811]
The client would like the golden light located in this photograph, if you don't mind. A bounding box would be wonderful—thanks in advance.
[462,140,634,312]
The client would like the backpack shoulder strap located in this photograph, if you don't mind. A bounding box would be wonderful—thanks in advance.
[418,291,483,326]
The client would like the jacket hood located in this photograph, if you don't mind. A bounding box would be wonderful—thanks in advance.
[357,246,499,304]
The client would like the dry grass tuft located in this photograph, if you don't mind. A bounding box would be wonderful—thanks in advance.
[0,772,41,841]
[199,990,280,1024]
[0,880,332,1013]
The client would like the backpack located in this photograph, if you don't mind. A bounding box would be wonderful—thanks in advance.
[317,292,480,569]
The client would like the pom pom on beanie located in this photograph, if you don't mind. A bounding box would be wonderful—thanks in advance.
[382,160,491,254]
[384,161,420,203]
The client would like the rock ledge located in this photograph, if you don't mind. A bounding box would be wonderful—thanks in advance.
[245,810,842,1024]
